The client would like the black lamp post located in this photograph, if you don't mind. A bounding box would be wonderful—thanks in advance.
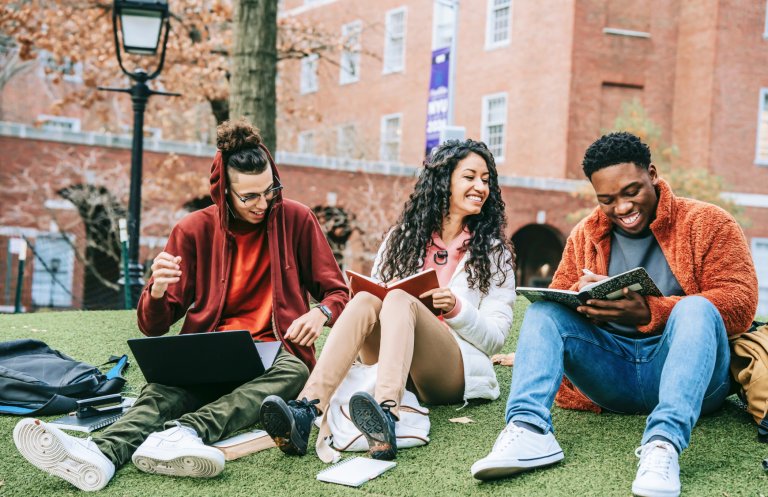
[100,0,179,307]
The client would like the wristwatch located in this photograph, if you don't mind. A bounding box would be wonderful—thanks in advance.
[317,304,332,325]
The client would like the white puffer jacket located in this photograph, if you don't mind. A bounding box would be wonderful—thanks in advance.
[371,239,516,401]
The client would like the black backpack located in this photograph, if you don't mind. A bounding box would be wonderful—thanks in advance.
[0,339,128,416]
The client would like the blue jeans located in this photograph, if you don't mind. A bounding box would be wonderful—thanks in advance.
[505,296,730,452]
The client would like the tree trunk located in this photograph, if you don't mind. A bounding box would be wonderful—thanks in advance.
[230,0,278,153]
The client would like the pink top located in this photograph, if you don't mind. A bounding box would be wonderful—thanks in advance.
[422,227,471,319]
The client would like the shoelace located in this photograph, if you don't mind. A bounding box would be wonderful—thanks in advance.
[493,423,523,452]
[379,400,398,423]
[635,443,674,479]
[288,397,319,408]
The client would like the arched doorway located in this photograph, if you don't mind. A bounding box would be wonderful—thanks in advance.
[511,224,565,288]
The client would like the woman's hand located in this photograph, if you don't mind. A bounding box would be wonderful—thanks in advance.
[149,252,182,299]
[419,287,456,313]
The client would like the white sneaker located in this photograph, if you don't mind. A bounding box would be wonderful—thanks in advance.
[13,418,115,492]
[132,423,225,478]
[471,421,564,480]
[632,441,681,497]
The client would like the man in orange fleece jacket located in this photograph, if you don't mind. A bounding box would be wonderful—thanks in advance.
[473,132,758,497]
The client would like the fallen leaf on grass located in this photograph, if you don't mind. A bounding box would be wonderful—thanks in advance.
[449,417,474,424]
[491,353,515,367]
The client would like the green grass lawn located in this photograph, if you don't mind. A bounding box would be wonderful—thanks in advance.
[0,304,767,496]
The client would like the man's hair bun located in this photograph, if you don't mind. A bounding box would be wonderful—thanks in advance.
[216,118,262,155]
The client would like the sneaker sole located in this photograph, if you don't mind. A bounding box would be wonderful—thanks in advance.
[13,419,112,491]
[132,447,224,478]
[631,482,681,497]
[260,399,307,456]
[471,451,564,481]
[349,392,397,460]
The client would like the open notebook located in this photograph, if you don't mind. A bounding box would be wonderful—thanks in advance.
[316,456,396,487]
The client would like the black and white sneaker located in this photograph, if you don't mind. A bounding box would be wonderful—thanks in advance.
[260,396,319,456]
[349,392,398,460]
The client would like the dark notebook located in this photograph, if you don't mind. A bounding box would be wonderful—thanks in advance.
[516,267,663,310]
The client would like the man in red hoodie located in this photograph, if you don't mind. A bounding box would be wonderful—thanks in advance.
[12,119,349,492]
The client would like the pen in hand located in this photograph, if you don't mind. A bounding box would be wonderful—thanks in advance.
[582,268,594,276]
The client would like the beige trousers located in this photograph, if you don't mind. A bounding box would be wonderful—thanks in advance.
[300,289,465,417]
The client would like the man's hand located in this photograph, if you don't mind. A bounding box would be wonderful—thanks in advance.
[285,307,327,347]
[577,272,608,291]
[576,287,651,326]
[150,252,182,299]
[419,287,456,313]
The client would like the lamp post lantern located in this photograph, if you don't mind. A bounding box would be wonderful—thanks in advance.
[100,0,179,308]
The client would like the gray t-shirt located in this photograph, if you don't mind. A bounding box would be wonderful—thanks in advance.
[601,227,685,337]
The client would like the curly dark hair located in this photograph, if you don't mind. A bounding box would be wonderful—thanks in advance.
[377,139,515,295]
[582,131,652,179]
[216,117,269,174]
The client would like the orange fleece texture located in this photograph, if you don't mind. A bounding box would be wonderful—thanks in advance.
[551,179,758,412]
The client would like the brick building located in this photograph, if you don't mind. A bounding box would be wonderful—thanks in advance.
[1,0,767,314]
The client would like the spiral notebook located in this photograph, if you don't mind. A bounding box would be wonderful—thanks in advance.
[316,457,396,487]
[49,397,135,433]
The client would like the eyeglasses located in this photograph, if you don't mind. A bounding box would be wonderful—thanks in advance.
[230,178,283,205]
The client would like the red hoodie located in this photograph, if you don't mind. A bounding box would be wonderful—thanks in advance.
[136,145,349,369]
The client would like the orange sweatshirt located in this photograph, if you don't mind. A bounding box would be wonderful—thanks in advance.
[552,179,758,412]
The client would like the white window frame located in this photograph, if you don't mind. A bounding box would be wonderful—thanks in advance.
[337,123,357,158]
[432,0,455,49]
[752,237,768,316]
[380,113,402,162]
[298,130,315,154]
[300,53,319,94]
[485,0,512,50]
[764,0,768,39]
[481,92,508,162]
[755,88,768,166]
[340,20,362,85]
[383,7,407,74]
[37,115,81,132]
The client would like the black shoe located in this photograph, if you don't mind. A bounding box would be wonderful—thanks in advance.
[349,392,398,460]
[260,396,319,456]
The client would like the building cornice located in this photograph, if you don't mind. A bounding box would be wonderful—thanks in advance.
[2,121,767,204]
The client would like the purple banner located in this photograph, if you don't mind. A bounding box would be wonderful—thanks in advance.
[425,46,451,157]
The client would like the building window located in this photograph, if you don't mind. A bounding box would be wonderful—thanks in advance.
[383,7,407,74]
[300,53,319,94]
[37,115,81,132]
[481,93,507,161]
[380,114,402,162]
[298,131,315,154]
[485,0,512,49]
[39,50,83,83]
[340,20,362,85]
[337,124,357,158]
[432,0,455,49]
[753,238,768,316]
[756,89,768,165]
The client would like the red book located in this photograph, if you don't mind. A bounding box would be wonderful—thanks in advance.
[345,268,441,315]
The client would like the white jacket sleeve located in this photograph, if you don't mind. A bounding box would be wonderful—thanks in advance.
[444,255,516,356]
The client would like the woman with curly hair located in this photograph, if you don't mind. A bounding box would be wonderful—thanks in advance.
[261,139,516,461]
